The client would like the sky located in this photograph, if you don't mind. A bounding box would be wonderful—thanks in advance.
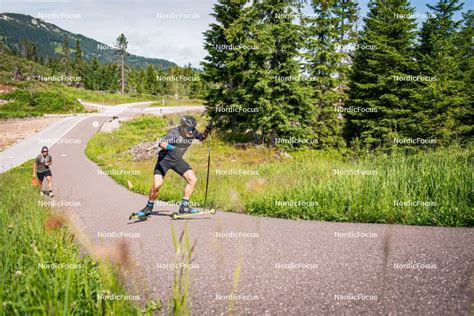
[2,0,472,68]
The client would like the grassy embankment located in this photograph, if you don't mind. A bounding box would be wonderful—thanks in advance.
[0,162,160,314]
[86,114,473,227]
[0,84,164,119]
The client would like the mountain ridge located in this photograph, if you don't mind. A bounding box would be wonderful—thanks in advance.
[0,13,177,69]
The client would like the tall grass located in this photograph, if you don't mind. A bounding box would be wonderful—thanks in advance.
[86,115,473,227]
[0,162,148,314]
[168,224,195,315]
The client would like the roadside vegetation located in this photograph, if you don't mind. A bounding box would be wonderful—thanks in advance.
[150,95,204,107]
[86,114,473,227]
[0,162,158,314]
[0,88,85,119]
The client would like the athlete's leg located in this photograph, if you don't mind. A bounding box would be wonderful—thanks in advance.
[149,174,164,201]
[142,158,168,211]
[37,172,44,194]
[182,169,197,200]
[45,175,53,192]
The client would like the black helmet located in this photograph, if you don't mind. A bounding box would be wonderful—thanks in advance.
[180,115,197,135]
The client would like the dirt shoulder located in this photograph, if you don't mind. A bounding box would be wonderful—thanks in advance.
[0,116,65,151]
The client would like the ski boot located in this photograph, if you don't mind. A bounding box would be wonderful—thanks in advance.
[178,203,199,215]
[129,206,152,220]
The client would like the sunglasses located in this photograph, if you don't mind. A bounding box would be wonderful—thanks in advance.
[42,150,48,153]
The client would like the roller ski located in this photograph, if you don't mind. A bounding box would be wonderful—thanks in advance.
[129,206,152,221]
[171,203,216,220]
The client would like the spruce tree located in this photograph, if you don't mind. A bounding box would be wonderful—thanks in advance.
[345,0,418,150]
[201,0,247,132]
[304,0,358,149]
[457,10,473,139]
[233,0,313,145]
[75,39,82,66]
[74,39,83,80]
[145,65,158,95]
[417,0,468,144]
[62,35,70,72]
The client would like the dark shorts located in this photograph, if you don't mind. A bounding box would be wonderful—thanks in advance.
[154,157,192,177]
[37,170,52,182]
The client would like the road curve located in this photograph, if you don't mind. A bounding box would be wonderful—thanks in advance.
[46,104,473,315]
[0,101,156,173]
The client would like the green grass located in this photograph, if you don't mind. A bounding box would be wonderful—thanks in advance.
[0,85,164,118]
[86,115,474,227]
[55,86,161,105]
[0,162,159,315]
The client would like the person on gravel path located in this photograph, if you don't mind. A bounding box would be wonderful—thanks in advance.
[136,115,212,218]
[33,146,54,197]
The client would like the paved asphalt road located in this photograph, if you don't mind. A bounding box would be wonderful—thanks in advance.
[0,101,155,173]
[37,103,473,315]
